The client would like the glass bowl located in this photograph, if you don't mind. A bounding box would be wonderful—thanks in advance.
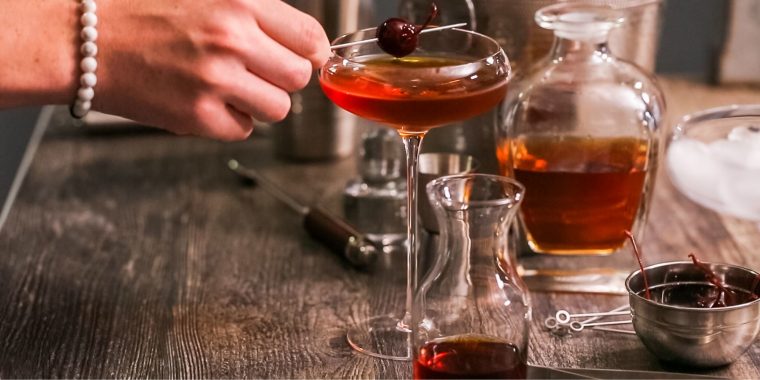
[667,104,760,222]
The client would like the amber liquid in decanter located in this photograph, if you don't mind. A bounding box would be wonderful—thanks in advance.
[498,136,650,255]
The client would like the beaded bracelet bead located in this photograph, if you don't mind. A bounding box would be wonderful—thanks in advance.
[70,0,98,118]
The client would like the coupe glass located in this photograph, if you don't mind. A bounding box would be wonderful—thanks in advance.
[320,27,510,360]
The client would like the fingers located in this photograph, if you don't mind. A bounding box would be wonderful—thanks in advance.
[207,106,255,142]
[223,65,291,124]
[200,71,290,141]
[189,60,292,142]
[191,96,254,142]
[198,1,329,141]
[208,64,296,141]
[252,0,331,70]
[222,104,256,140]
[244,29,313,93]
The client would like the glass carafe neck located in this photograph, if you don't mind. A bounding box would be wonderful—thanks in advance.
[422,174,525,293]
[536,3,623,62]
[550,36,611,62]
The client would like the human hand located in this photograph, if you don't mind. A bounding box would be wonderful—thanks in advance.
[94,0,330,141]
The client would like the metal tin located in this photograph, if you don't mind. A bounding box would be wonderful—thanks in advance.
[625,261,760,367]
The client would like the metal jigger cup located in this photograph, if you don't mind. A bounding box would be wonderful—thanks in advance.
[625,261,760,368]
[418,153,479,233]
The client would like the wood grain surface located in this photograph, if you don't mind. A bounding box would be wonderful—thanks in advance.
[0,77,759,379]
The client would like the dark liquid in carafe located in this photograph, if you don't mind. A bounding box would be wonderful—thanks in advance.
[414,335,527,379]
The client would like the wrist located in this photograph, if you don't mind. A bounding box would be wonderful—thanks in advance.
[0,1,79,107]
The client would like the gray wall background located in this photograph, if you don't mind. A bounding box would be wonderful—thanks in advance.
[0,0,734,200]
[656,0,729,81]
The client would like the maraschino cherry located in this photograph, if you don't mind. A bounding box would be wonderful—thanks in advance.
[376,3,438,58]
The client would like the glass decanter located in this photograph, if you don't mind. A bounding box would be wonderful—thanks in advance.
[495,4,665,293]
[413,174,529,379]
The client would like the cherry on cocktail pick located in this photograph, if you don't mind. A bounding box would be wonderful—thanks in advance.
[376,2,438,57]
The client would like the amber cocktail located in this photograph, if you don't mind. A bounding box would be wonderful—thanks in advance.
[321,56,507,135]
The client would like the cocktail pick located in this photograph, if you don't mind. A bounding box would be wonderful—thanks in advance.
[330,23,468,50]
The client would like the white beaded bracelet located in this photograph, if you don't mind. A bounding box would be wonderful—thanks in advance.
[70,0,98,118]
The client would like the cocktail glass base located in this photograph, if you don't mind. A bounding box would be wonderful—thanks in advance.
[346,314,411,361]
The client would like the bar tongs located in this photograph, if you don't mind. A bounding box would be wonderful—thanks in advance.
[228,159,378,270]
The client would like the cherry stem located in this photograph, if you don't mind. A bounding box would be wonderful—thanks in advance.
[751,274,760,300]
[415,2,439,35]
[625,231,651,300]
[688,253,735,305]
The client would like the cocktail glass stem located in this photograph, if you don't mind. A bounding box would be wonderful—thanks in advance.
[400,133,425,332]
[345,132,426,361]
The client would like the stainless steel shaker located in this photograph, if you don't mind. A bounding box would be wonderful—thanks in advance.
[273,0,375,161]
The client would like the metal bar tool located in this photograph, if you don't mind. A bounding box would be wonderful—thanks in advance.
[228,159,378,269]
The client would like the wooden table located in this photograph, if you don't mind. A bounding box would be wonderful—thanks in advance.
[1,78,759,378]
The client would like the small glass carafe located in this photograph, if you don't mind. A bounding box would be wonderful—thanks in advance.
[413,174,529,380]
[496,3,665,258]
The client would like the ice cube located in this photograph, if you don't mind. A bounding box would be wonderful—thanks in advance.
[667,139,725,211]
[709,136,760,170]
[668,126,760,221]
[718,172,760,222]
[727,125,760,145]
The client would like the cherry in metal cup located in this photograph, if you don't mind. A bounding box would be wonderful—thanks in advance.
[418,153,479,233]
[626,261,760,368]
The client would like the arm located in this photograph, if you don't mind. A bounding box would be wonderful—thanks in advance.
[0,0,331,141]
[0,1,79,107]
